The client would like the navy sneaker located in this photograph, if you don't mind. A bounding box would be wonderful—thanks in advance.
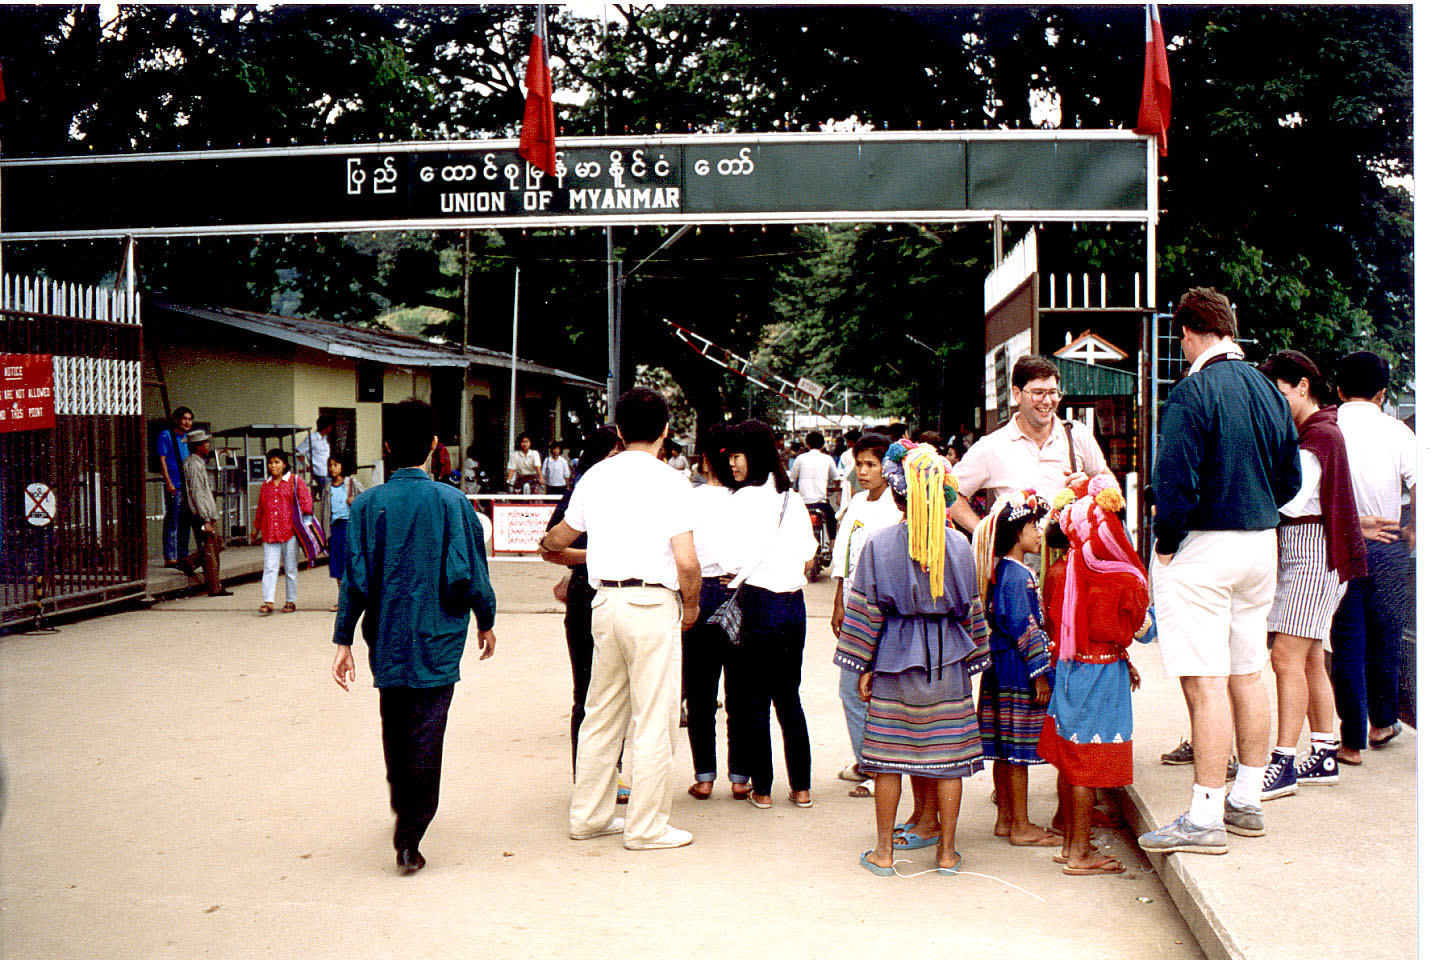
[1259,751,1297,801]
[1297,745,1340,785]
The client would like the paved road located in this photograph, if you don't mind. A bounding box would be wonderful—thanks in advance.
[2,561,1202,959]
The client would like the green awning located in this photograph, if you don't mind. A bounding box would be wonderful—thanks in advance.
[1052,356,1137,399]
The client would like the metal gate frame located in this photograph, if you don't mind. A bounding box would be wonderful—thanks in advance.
[1,273,146,629]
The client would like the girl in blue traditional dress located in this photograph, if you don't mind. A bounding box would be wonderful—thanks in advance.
[835,443,991,876]
[972,491,1061,847]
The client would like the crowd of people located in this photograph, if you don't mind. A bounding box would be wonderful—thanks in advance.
[313,285,1412,877]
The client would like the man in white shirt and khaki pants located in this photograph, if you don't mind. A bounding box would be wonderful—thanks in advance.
[540,388,702,850]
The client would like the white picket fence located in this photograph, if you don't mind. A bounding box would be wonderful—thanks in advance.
[1,271,140,325]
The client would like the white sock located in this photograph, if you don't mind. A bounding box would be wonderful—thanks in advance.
[1273,746,1296,758]
[1229,764,1265,808]
[1188,784,1224,827]
[1311,732,1338,749]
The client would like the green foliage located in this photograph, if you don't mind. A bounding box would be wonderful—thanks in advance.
[0,4,1414,413]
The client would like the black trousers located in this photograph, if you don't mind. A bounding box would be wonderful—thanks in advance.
[379,684,456,852]
[683,578,742,780]
[564,567,598,773]
[733,585,811,795]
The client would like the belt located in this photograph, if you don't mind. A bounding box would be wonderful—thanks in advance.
[598,578,670,589]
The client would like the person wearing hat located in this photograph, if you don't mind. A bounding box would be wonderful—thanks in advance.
[180,428,232,597]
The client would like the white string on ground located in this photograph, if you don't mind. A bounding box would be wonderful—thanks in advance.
[888,859,1047,900]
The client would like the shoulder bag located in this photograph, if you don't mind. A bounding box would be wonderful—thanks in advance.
[708,490,790,645]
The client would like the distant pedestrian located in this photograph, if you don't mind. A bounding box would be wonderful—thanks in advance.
[1254,350,1366,797]
[430,435,454,485]
[158,406,193,566]
[539,387,701,850]
[790,431,842,542]
[507,433,542,493]
[1138,287,1300,857]
[251,448,313,615]
[179,428,233,597]
[331,399,497,875]
[323,456,365,613]
[296,415,335,496]
[1328,350,1415,766]
[665,438,691,475]
[543,441,572,493]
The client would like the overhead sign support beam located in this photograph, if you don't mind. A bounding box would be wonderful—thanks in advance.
[1,130,1150,241]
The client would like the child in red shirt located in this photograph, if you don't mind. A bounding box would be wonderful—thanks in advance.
[252,448,313,614]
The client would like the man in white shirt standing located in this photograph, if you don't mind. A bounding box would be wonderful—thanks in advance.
[296,415,334,497]
[1329,351,1416,766]
[790,431,842,540]
[948,356,1112,533]
[539,388,701,850]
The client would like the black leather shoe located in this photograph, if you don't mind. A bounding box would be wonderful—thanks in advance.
[396,848,426,875]
[209,589,235,597]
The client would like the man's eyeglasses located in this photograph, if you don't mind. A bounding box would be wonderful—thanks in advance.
[1021,388,1063,401]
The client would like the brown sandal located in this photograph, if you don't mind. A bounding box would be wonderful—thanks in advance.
[281,602,296,613]
[258,603,274,615]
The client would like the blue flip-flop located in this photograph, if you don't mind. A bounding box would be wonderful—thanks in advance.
[892,821,916,837]
[894,830,939,850]
[860,850,896,876]
[937,852,963,876]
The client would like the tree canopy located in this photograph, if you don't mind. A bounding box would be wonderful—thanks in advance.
[0,4,1414,430]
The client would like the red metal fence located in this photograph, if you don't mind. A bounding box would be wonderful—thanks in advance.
[1,274,146,628]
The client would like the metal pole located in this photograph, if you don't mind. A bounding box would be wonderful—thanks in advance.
[606,229,617,416]
[508,267,520,454]
[1146,136,1158,309]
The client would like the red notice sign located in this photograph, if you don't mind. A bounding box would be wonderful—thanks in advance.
[0,354,56,433]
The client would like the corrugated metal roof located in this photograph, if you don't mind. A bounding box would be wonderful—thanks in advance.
[149,301,602,389]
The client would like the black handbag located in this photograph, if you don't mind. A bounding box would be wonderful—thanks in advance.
[707,491,790,645]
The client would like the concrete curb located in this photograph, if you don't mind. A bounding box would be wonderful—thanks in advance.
[1121,785,1242,960]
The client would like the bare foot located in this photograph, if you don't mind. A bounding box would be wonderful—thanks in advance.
[1338,746,1363,766]
[1008,823,1064,846]
[865,848,894,870]
[994,820,1011,837]
[687,781,713,800]
[937,849,960,871]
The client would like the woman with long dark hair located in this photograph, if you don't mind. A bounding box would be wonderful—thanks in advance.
[720,419,817,809]
[683,425,748,800]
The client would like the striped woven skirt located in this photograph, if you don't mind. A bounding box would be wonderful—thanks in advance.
[860,665,984,778]
[978,647,1050,765]
[1268,522,1347,645]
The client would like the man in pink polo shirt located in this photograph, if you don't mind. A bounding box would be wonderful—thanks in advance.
[949,355,1113,533]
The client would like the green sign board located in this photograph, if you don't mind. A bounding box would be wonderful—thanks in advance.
[0,132,1151,239]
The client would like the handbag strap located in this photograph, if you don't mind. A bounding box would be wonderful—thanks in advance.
[1062,419,1077,474]
[728,490,791,592]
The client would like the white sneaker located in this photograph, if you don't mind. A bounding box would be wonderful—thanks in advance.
[569,815,625,840]
[624,825,693,850]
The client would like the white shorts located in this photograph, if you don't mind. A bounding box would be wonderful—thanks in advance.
[1267,522,1347,646]
[1152,528,1278,678]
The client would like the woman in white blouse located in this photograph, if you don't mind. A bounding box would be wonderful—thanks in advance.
[683,426,748,800]
[720,420,818,809]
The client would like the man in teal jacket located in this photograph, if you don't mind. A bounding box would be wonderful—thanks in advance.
[332,399,498,875]
[1140,287,1300,857]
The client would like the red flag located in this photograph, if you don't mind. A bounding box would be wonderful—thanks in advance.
[518,5,556,177]
[0,59,7,102]
[1134,3,1171,156]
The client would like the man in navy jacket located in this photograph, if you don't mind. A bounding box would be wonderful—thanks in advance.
[1139,287,1301,856]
